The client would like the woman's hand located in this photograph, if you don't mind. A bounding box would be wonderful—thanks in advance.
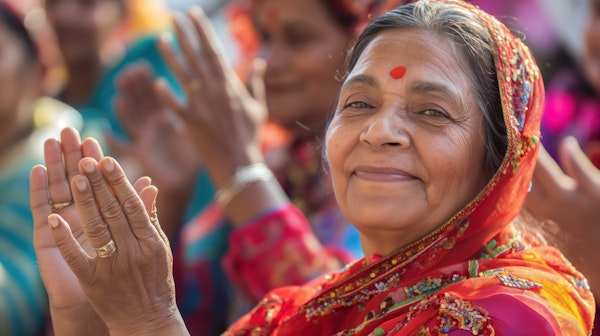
[31,127,187,335]
[107,63,202,240]
[525,136,600,297]
[156,7,268,188]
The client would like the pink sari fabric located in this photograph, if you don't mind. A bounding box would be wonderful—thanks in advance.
[224,1,595,335]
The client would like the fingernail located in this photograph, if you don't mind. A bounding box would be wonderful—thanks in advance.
[75,176,87,191]
[190,5,204,17]
[48,215,59,229]
[82,160,95,173]
[102,158,114,172]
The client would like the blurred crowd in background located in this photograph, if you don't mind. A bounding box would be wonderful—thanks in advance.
[0,0,598,335]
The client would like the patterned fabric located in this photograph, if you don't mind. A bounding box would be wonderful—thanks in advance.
[0,98,83,336]
[223,1,595,335]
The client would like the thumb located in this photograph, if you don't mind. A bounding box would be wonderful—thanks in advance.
[248,58,267,108]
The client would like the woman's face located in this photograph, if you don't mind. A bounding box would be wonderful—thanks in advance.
[584,0,600,94]
[0,21,38,123]
[253,0,352,135]
[326,28,490,252]
[45,0,124,66]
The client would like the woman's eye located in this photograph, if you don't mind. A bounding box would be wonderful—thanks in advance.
[344,101,372,109]
[286,32,317,48]
[421,109,447,118]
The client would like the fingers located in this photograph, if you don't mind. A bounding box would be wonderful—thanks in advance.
[47,214,93,282]
[96,157,159,242]
[77,158,133,245]
[188,6,229,76]
[60,128,84,183]
[44,138,73,206]
[560,136,600,197]
[248,58,267,106]
[133,176,152,195]
[81,137,104,161]
[157,33,192,95]
[115,63,160,140]
[155,78,186,117]
[114,78,137,139]
[139,185,169,246]
[532,144,573,195]
[30,165,51,231]
[173,13,209,82]
[130,177,168,246]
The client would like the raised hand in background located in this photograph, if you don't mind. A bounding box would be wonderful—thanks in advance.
[525,136,600,297]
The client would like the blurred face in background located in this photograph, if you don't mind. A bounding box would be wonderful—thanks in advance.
[252,0,353,137]
[584,0,600,94]
[0,19,39,124]
[44,0,125,67]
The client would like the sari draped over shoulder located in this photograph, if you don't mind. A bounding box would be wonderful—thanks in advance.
[224,1,596,335]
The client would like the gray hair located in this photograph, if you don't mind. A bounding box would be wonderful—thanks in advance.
[346,1,506,174]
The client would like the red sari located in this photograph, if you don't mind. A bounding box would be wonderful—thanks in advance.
[224,1,595,335]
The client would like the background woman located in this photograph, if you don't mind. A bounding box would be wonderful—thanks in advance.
[30,0,594,334]
[44,0,175,138]
[0,3,83,334]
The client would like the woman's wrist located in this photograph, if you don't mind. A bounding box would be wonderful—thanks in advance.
[109,306,189,336]
[215,163,274,207]
[222,175,289,227]
[50,303,109,336]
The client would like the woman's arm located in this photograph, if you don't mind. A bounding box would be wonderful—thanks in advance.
[525,136,600,298]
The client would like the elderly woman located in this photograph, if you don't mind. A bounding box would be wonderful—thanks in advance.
[31,0,594,334]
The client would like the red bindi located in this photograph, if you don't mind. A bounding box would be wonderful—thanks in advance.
[390,65,406,79]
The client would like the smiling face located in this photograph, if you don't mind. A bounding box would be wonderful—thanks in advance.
[252,0,352,137]
[326,28,490,255]
[45,0,124,67]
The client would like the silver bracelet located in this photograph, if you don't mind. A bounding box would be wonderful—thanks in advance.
[215,163,274,207]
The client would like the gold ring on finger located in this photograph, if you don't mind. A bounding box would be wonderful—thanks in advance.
[95,239,117,258]
[184,79,202,94]
[50,201,73,212]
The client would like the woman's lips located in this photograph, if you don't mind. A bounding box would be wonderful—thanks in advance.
[266,83,300,94]
[353,166,416,182]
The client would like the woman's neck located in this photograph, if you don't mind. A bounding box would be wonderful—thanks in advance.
[61,59,103,106]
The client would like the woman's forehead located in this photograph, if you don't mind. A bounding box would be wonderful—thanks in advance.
[348,28,474,89]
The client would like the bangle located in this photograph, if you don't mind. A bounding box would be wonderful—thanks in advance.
[215,163,274,207]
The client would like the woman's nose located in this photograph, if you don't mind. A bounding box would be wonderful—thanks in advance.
[359,107,410,149]
[260,43,288,72]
